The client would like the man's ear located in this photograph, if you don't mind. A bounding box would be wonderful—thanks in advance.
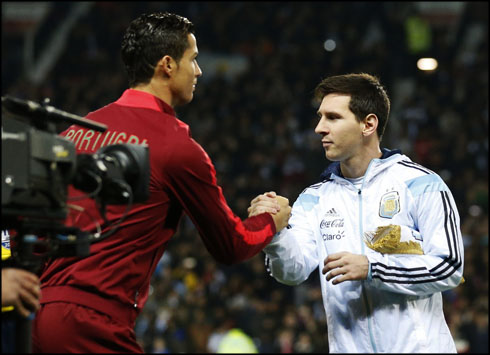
[362,113,378,137]
[157,55,176,78]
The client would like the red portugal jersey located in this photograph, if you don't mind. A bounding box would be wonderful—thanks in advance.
[39,89,276,318]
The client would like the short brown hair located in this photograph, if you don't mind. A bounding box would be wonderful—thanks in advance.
[314,73,390,140]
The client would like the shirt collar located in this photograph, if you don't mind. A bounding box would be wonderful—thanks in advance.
[115,89,175,116]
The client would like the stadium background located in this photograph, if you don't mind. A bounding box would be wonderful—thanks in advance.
[2,1,487,353]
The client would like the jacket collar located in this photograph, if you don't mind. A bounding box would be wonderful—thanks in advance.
[320,148,402,181]
[115,89,176,117]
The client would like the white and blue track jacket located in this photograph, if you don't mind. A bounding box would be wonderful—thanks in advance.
[264,149,463,353]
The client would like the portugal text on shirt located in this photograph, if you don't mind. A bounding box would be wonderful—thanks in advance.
[64,129,148,152]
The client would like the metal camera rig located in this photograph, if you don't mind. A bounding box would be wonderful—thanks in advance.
[1,95,151,353]
[1,95,150,271]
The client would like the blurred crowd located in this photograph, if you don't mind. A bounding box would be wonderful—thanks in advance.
[2,2,488,353]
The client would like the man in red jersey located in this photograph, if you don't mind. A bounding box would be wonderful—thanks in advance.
[31,12,291,353]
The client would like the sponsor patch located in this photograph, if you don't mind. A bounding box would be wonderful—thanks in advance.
[320,208,345,241]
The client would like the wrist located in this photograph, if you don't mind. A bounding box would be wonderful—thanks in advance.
[366,256,372,281]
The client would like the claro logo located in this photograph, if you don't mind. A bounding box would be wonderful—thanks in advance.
[322,230,345,241]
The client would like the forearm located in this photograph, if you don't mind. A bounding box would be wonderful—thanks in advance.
[264,229,316,286]
[367,252,463,296]
[184,191,276,265]
[165,140,279,264]
[366,181,464,296]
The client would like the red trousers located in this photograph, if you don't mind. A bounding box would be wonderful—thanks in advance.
[31,302,143,353]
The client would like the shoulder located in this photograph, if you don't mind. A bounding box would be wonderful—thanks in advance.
[165,132,215,179]
[389,156,448,197]
[391,157,435,179]
[293,180,330,211]
[300,179,330,196]
[86,101,120,119]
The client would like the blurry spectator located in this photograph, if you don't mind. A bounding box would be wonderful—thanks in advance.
[217,328,258,353]
[459,300,489,353]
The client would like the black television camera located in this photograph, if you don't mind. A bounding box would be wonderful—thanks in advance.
[1,95,150,272]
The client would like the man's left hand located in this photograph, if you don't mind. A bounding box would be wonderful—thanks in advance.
[322,252,369,284]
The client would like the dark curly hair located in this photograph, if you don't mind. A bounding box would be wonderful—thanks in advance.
[315,73,390,141]
[121,12,195,87]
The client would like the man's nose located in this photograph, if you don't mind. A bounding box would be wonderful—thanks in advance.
[196,62,203,77]
[315,118,327,135]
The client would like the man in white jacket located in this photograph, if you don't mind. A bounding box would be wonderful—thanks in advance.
[249,73,464,353]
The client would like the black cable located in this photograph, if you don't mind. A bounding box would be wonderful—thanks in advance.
[89,181,134,244]
[67,170,103,201]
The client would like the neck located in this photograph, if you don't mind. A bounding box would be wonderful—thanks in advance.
[340,143,382,178]
[132,77,173,108]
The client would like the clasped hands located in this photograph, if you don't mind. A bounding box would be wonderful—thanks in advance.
[248,191,291,232]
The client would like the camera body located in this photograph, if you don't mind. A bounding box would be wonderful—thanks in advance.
[1,96,150,270]
[2,112,77,222]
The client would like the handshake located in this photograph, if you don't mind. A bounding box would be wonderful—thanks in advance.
[248,191,292,232]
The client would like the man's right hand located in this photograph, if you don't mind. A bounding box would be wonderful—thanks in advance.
[271,195,292,232]
[248,191,291,232]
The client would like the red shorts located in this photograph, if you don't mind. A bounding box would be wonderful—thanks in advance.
[31,302,143,353]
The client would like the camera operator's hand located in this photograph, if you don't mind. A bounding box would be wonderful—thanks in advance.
[2,268,41,317]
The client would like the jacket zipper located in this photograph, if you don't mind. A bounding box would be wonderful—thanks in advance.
[358,188,377,352]
[134,290,139,308]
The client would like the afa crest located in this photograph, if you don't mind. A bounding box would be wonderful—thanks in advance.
[379,191,400,218]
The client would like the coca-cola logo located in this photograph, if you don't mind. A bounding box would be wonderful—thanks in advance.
[320,218,344,229]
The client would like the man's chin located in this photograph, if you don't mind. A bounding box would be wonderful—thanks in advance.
[325,151,340,162]
[185,93,194,103]
[174,95,193,107]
